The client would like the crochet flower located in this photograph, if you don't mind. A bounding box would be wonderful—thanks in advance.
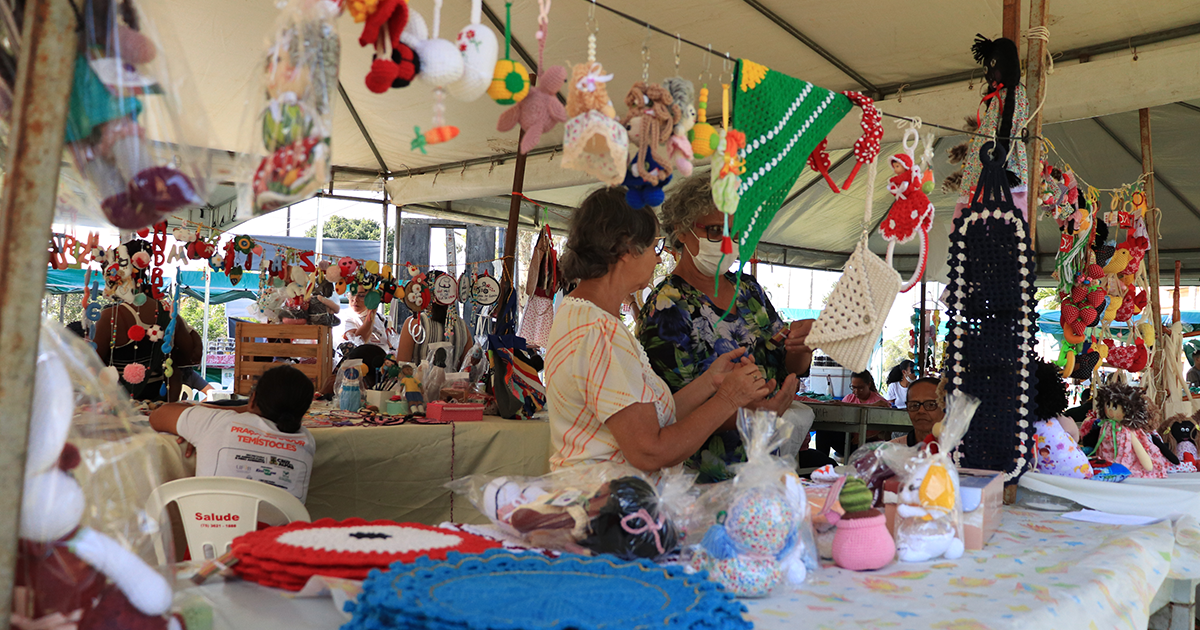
[234,235,256,254]
[147,325,164,342]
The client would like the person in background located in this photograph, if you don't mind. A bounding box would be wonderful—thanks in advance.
[891,377,945,446]
[1064,387,1094,425]
[841,371,891,407]
[884,360,917,409]
[149,365,316,502]
[342,285,393,352]
[638,173,806,478]
[394,270,473,369]
[547,187,776,474]
[1187,354,1200,387]
[182,368,215,397]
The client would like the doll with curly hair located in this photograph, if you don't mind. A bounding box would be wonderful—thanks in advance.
[1089,382,1170,478]
[621,82,681,208]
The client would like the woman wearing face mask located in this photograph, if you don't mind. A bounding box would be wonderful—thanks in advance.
[638,173,811,481]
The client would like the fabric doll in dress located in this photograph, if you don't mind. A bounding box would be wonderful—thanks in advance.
[1031,361,1093,478]
[1091,381,1170,479]
[1169,414,1199,464]
[882,149,934,246]
[400,363,425,414]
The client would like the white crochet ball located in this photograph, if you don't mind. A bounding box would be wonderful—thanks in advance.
[447,23,498,101]
[415,38,464,86]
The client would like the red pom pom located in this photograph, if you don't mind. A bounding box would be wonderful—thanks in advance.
[127,325,146,342]
[122,363,146,384]
[720,236,733,255]
[365,58,399,94]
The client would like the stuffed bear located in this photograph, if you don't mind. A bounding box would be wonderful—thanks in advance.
[895,458,964,562]
[14,336,180,630]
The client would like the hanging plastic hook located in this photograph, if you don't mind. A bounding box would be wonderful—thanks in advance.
[701,44,712,83]
[641,23,651,82]
[674,34,681,74]
[719,52,731,84]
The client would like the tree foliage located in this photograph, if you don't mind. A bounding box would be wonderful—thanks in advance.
[179,297,228,343]
[304,216,395,260]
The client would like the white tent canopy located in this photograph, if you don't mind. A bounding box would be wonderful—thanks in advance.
[150,0,1200,280]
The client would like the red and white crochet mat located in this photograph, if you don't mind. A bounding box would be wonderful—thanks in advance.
[231,518,502,590]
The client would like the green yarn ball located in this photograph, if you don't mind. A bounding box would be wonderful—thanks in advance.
[839,477,873,514]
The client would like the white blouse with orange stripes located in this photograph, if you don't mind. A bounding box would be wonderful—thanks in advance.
[546,297,677,471]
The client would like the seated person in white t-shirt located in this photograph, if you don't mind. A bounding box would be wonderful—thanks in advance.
[149,365,317,502]
[884,360,916,409]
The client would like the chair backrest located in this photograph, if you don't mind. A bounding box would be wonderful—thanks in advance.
[145,476,310,564]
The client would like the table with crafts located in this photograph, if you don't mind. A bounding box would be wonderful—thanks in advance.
[145,406,552,525]
[180,505,1200,630]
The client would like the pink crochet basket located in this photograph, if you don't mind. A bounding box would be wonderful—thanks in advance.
[831,512,895,571]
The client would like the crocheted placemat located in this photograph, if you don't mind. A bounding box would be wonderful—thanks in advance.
[731,59,851,259]
[343,549,752,630]
[232,518,502,569]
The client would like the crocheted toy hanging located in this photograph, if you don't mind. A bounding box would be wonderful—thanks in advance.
[663,77,697,177]
[621,81,681,208]
[487,0,529,104]
[356,0,416,92]
[344,549,752,630]
[882,128,935,292]
[730,59,853,259]
[807,158,900,372]
[407,0,461,152]
[496,0,566,155]
[231,518,502,591]
[943,140,1038,482]
[560,21,626,186]
[709,81,744,257]
[445,0,498,101]
[690,84,718,158]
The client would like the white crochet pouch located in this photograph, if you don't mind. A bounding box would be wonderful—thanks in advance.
[808,158,900,372]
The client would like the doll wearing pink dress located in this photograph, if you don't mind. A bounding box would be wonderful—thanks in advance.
[1092,382,1169,479]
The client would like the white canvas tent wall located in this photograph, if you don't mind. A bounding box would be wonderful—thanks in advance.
[148,0,1200,281]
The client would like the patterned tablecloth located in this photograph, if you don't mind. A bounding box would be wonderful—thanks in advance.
[743,507,1200,630]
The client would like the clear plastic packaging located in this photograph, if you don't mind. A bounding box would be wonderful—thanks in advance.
[15,318,183,627]
[447,462,682,561]
[683,409,817,597]
[880,391,980,563]
[66,0,214,229]
[239,0,339,216]
[335,358,365,411]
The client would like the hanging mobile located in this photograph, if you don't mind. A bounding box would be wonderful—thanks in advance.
[710,61,745,267]
[487,0,529,104]
[690,47,717,158]
[411,0,461,153]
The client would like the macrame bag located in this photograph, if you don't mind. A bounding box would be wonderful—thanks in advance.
[807,159,900,372]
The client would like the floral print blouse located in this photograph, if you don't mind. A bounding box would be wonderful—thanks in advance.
[637,272,789,482]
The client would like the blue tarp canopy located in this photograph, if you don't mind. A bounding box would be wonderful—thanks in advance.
[45,268,260,305]
[1035,309,1200,336]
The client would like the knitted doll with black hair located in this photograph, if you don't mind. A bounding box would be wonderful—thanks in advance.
[1030,361,1091,478]
[1088,382,1170,478]
[943,35,1028,216]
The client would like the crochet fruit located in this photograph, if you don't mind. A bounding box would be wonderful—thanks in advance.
[488,59,529,105]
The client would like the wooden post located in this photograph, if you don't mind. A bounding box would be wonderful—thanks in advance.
[0,0,79,623]
[1024,0,1050,254]
[1141,108,1164,395]
[918,278,927,373]
[1174,260,1182,324]
[501,128,528,293]
[1003,0,1022,43]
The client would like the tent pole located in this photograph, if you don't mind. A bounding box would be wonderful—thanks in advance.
[316,196,324,258]
[1003,0,1021,43]
[0,0,77,623]
[1024,0,1050,255]
[501,128,529,292]
[1174,260,1182,324]
[918,278,927,373]
[1141,107,1164,399]
[201,268,211,381]
[380,194,388,264]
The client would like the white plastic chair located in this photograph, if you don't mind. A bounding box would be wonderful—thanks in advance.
[146,477,310,564]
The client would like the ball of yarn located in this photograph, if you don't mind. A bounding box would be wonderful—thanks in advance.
[726,489,795,556]
[122,363,146,384]
[839,477,874,514]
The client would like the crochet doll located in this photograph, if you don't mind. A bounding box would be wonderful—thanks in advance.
[1168,414,1199,464]
[882,151,934,244]
[662,77,697,177]
[1090,382,1170,478]
[1031,361,1092,478]
[621,82,681,208]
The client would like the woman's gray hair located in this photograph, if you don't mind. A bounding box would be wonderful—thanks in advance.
[661,172,716,249]
[560,187,659,282]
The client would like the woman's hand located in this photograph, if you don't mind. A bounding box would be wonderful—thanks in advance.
[705,347,750,391]
[784,320,813,354]
[714,362,772,410]
[747,373,800,417]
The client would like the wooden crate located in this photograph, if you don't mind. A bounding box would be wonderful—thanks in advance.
[233,322,333,396]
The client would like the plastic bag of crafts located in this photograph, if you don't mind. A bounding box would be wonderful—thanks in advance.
[447,462,683,561]
[238,0,339,217]
[16,318,190,627]
[66,0,214,229]
[879,390,980,563]
[683,409,817,597]
[334,359,365,411]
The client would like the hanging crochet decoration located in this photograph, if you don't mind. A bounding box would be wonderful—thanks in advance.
[445,0,498,101]
[408,0,462,152]
[689,84,717,158]
[881,128,935,292]
[943,141,1038,482]
[621,81,681,208]
[486,0,529,104]
[559,20,626,185]
[807,158,901,372]
[806,91,882,193]
[357,0,416,92]
[496,1,565,155]
[730,59,853,259]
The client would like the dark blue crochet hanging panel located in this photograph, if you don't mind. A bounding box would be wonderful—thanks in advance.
[343,549,752,630]
[944,142,1039,482]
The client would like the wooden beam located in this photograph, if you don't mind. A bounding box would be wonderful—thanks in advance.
[1003,0,1022,43]
[1175,260,1182,324]
[501,127,528,295]
[1141,108,1164,396]
[1024,0,1050,251]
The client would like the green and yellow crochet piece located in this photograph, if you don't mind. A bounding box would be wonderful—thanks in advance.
[731,59,852,257]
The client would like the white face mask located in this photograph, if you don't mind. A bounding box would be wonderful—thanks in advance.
[688,230,739,277]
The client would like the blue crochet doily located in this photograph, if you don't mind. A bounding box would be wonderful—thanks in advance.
[342,549,751,630]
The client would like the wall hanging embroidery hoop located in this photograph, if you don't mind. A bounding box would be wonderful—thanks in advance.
[806,158,901,372]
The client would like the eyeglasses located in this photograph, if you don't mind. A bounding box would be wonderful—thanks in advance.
[651,237,667,256]
[694,224,741,244]
[906,400,941,412]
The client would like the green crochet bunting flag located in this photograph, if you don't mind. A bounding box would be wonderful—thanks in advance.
[732,60,852,257]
